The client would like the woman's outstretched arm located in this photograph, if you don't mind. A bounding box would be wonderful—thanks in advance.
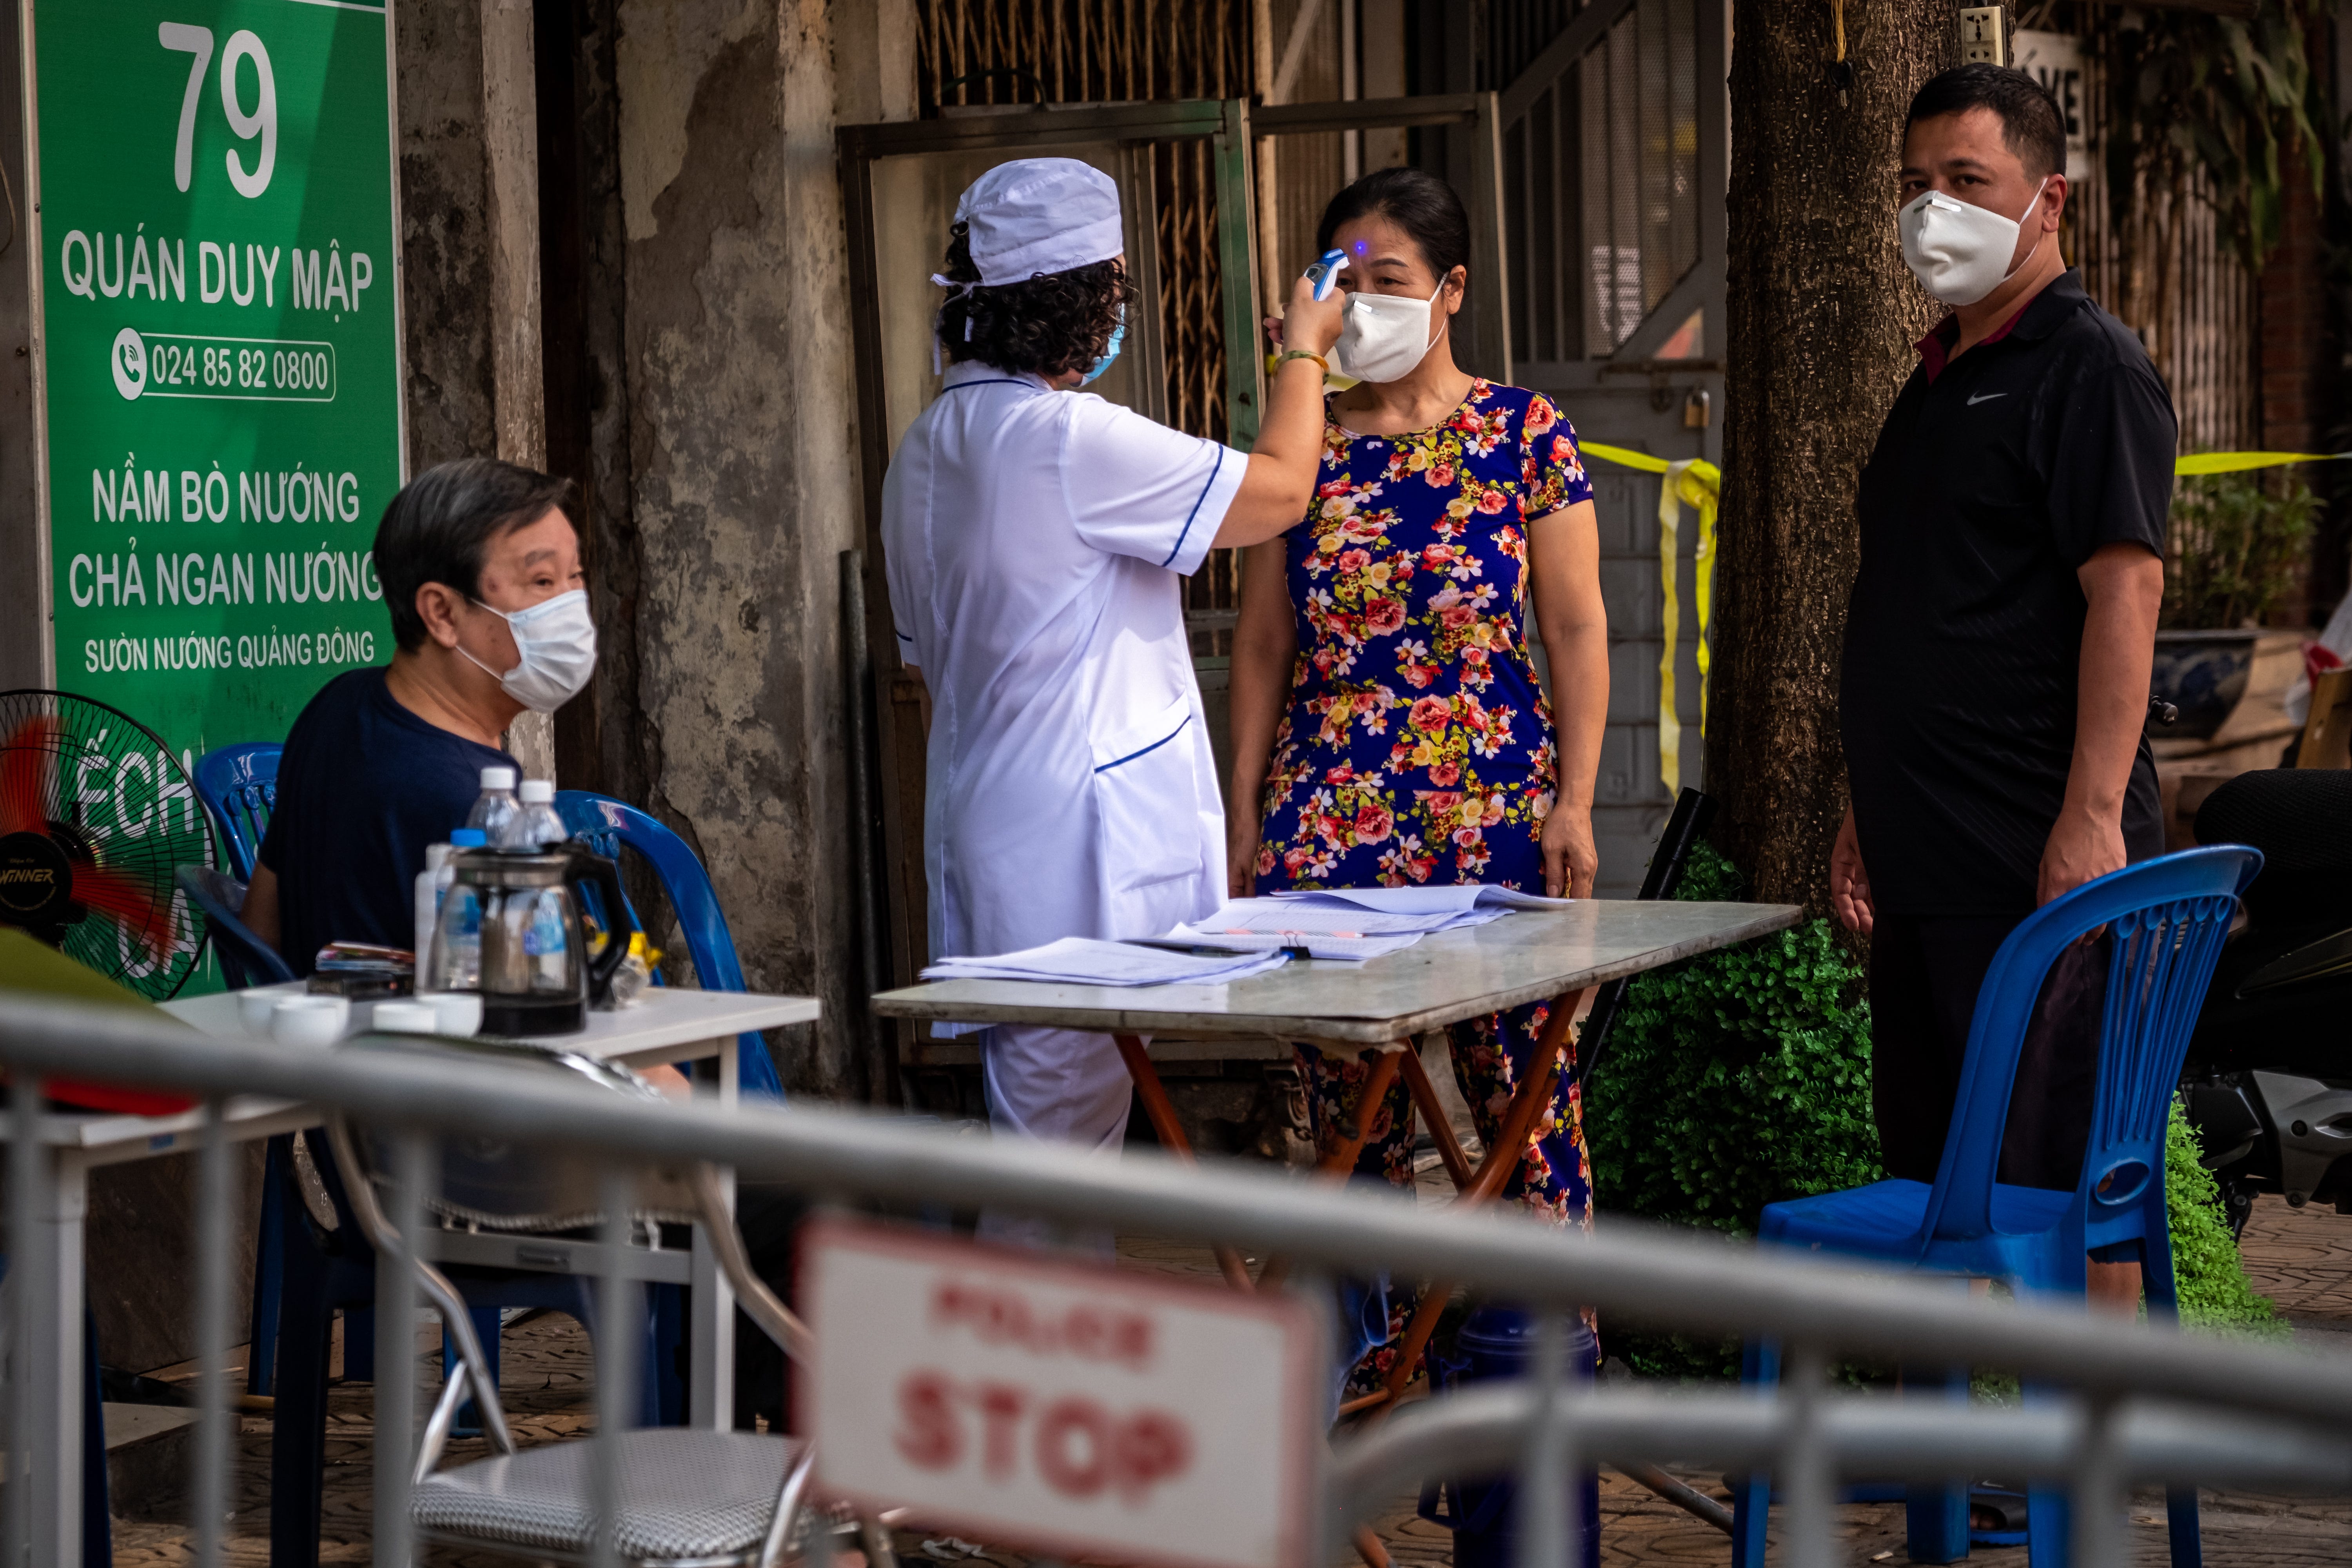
[1217,273,1345,547]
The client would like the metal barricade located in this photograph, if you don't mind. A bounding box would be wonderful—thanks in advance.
[3,994,2349,1568]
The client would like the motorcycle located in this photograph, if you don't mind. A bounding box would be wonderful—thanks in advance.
[2180,766,2352,1235]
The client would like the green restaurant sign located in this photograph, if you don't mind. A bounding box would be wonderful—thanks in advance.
[27,0,404,762]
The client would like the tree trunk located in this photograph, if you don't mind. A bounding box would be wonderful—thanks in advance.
[1709,1,1964,919]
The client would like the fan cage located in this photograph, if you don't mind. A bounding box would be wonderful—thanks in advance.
[0,689,218,999]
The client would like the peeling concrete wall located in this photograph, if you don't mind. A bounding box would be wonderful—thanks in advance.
[392,0,915,1094]
[479,0,546,470]
[550,0,653,814]
[397,0,555,775]
[396,0,500,468]
[611,0,914,1098]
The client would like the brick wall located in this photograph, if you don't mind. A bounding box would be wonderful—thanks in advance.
[2259,160,2330,457]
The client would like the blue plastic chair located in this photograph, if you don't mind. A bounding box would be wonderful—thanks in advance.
[192,742,281,879]
[1730,846,2260,1568]
[555,792,789,1435]
[174,865,295,989]
[554,790,788,1102]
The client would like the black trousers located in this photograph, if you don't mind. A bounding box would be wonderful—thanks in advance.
[1869,912,2106,1192]
[729,1182,809,1428]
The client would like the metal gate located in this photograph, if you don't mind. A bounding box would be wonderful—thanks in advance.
[916,0,1256,445]
[837,98,1258,1079]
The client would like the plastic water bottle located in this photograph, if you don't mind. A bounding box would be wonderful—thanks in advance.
[413,842,453,967]
[497,779,567,852]
[430,828,489,990]
[467,766,520,843]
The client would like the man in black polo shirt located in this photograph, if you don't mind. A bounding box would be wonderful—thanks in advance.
[1834,66,2170,1308]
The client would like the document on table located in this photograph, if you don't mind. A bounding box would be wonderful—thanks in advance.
[1133,916,1425,962]
[1268,884,1575,916]
[1138,900,1447,960]
[1132,885,1566,961]
[922,937,1291,987]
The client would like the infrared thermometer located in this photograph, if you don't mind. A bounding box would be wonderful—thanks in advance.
[1303,249,1350,301]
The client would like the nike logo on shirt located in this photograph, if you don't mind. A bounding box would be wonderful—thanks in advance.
[1967,392,2007,405]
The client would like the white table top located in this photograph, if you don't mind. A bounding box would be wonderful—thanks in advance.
[0,985,824,1165]
[873,900,1800,1046]
[163,982,820,1069]
[28,1094,318,1161]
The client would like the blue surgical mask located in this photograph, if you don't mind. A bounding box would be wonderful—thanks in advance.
[1080,310,1125,386]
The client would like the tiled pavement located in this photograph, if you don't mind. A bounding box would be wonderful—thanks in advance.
[111,1311,603,1568]
[2236,1196,2352,1353]
[111,1195,2352,1566]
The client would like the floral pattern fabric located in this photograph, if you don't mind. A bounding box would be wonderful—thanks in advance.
[1254,380,1589,889]
[1252,380,1597,1392]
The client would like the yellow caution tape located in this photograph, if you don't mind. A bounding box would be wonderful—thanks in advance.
[1581,443,1720,796]
[1590,443,2343,480]
[1581,438,2352,789]
[2175,450,2352,475]
[1577,442,1668,477]
[1571,439,2341,790]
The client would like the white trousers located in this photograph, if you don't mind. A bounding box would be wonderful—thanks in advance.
[980,1025,1134,1146]
[977,1025,1133,1250]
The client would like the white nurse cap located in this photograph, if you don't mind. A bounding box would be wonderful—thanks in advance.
[951,158,1123,285]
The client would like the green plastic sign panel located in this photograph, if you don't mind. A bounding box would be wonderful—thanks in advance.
[26,0,404,771]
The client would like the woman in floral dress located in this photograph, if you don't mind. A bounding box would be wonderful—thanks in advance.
[1229,167,1610,1391]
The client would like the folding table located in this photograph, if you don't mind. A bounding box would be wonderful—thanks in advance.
[871,898,1800,1415]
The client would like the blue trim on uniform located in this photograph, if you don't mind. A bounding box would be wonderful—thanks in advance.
[893,626,915,643]
[1160,447,1226,568]
[940,378,1033,392]
[1093,711,1192,773]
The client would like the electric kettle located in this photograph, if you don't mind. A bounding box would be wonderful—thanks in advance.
[425,843,628,1035]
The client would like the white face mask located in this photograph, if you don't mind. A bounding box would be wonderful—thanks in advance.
[1898,178,2049,306]
[1330,280,1448,383]
[459,589,597,713]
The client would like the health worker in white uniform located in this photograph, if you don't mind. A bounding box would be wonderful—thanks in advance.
[882,158,1345,1157]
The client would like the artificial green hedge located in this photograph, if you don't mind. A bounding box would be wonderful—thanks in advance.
[1583,841,1882,1237]
[1582,840,2280,1377]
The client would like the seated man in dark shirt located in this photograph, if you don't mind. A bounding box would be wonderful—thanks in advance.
[243,458,590,974]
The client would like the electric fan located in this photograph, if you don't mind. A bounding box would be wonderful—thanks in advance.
[0,689,212,1000]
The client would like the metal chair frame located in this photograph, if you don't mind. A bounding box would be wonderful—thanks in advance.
[321,1115,848,1568]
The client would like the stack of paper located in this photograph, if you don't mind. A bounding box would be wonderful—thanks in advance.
[1270,885,1574,916]
[1140,902,1437,961]
[921,886,1574,986]
[922,936,1290,987]
[1142,884,1574,962]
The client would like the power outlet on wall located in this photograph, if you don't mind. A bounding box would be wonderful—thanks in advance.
[1960,6,2007,65]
